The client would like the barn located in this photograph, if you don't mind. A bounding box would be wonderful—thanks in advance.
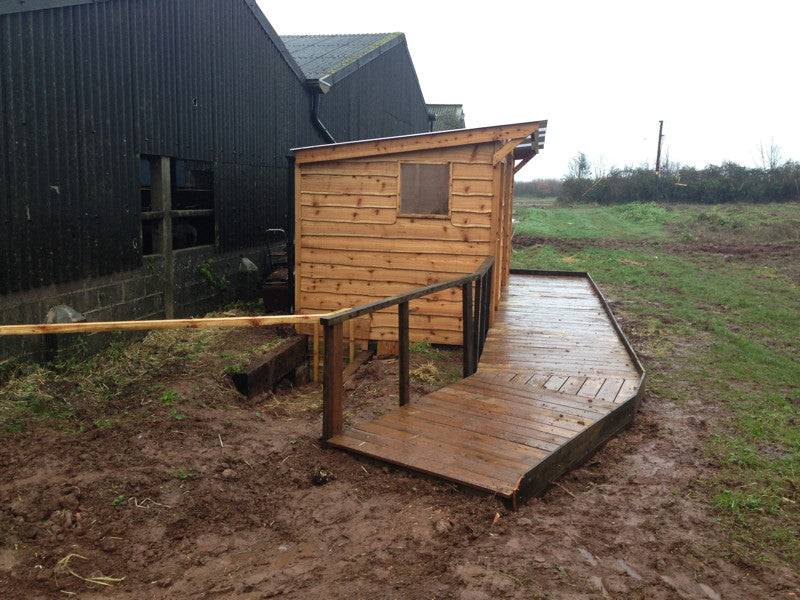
[281,33,430,142]
[0,0,430,359]
[427,104,466,131]
[291,120,547,350]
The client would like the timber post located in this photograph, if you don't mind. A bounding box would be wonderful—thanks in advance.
[461,282,474,377]
[322,321,344,440]
[473,275,483,371]
[398,302,410,406]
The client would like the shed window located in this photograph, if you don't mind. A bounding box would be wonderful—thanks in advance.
[400,163,450,216]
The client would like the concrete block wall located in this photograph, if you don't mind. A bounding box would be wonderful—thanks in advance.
[0,243,281,365]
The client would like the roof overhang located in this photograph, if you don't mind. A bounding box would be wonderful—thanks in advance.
[291,119,548,164]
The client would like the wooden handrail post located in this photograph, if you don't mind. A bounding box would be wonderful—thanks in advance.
[312,321,320,383]
[348,319,355,363]
[398,301,410,406]
[461,282,474,377]
[473,276,482,373]
[481,266,493,354]
[322,321,344,440]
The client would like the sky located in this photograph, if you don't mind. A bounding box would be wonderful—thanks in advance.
[259,1,800,180]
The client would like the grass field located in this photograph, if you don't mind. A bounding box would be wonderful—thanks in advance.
[512,201,800,567]
[513,198,800,244]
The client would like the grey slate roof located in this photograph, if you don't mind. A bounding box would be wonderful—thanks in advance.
[427,104,466,131]
[281,32,405,83]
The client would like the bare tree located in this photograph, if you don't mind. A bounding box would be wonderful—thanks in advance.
[592,155,608,179]
[760,140,782,170]
[567,152,591,179]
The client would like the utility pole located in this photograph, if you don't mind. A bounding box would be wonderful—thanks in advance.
[655,120,664,174]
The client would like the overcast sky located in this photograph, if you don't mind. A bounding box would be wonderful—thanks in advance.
[260,1,800,179]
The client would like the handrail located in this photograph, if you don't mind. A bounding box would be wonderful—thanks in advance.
[0,255,498,446]
[320,256,495,326]
[319,255,496,441]
[0,313,334,336]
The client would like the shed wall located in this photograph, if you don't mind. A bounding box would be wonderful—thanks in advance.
[295,142,509,345]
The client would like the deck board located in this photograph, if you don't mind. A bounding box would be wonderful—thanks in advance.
[328,272,644,503]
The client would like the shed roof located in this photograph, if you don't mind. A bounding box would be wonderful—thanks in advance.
[281,32,405,84]
[292,120,547,165]
[427,104,466,131]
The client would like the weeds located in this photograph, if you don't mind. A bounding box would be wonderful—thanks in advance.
[197,259,228,292]
[169,408,187,421]
[0,307,285,433]
[160,389,180,405]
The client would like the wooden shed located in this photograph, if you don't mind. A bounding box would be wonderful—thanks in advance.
[291,121,547,347]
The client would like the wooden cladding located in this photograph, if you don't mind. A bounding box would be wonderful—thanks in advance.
[294,138,516,345]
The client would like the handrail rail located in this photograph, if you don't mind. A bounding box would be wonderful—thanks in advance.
[0,258,496,337]
[319,256,495,326]
[0,255,498,445]
[0,313,334,336]
[319,255,496,441]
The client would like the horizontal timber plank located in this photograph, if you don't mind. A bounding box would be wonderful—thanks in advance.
[450,196,493,213]
[300,173,396,194]
[364,413,545,466]
[451,162,494,179]
[301,206,397,224]
[330,429,517,496]
[301,235,491,254]
[408,400,564,452]
[300,161,399,176]
[451,179,493,195]
[413,396,572,445]
[301,220,491,242]
[300,248,487,274]
[299,193,398,207]
[299,263,460,287]
[451,212,492,228]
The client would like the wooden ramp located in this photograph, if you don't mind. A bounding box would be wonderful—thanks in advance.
[328,271,645,505]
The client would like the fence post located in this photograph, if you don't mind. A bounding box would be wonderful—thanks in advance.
[398,301,410,406]
[322,321,344,440]
[461,282,474,377]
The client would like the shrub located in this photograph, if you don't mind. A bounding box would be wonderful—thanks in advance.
[559,161,800,205]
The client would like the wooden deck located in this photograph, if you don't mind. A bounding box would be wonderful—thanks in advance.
[328,271,645,505]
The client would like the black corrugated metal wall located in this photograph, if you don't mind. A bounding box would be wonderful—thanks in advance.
[0,0,324,296]
[318,42,430,142]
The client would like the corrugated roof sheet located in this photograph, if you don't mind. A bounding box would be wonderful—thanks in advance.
[281,33,404,82]
[427,104,466,131]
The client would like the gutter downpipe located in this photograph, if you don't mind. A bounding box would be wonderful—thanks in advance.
[307,77,335,143]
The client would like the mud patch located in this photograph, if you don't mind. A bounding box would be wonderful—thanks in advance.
[0,325,797,598]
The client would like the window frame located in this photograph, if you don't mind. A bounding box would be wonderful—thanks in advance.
[138,155,217,256]
[397,160,452,220]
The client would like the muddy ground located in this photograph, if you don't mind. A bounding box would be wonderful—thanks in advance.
[1,305,798,598]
